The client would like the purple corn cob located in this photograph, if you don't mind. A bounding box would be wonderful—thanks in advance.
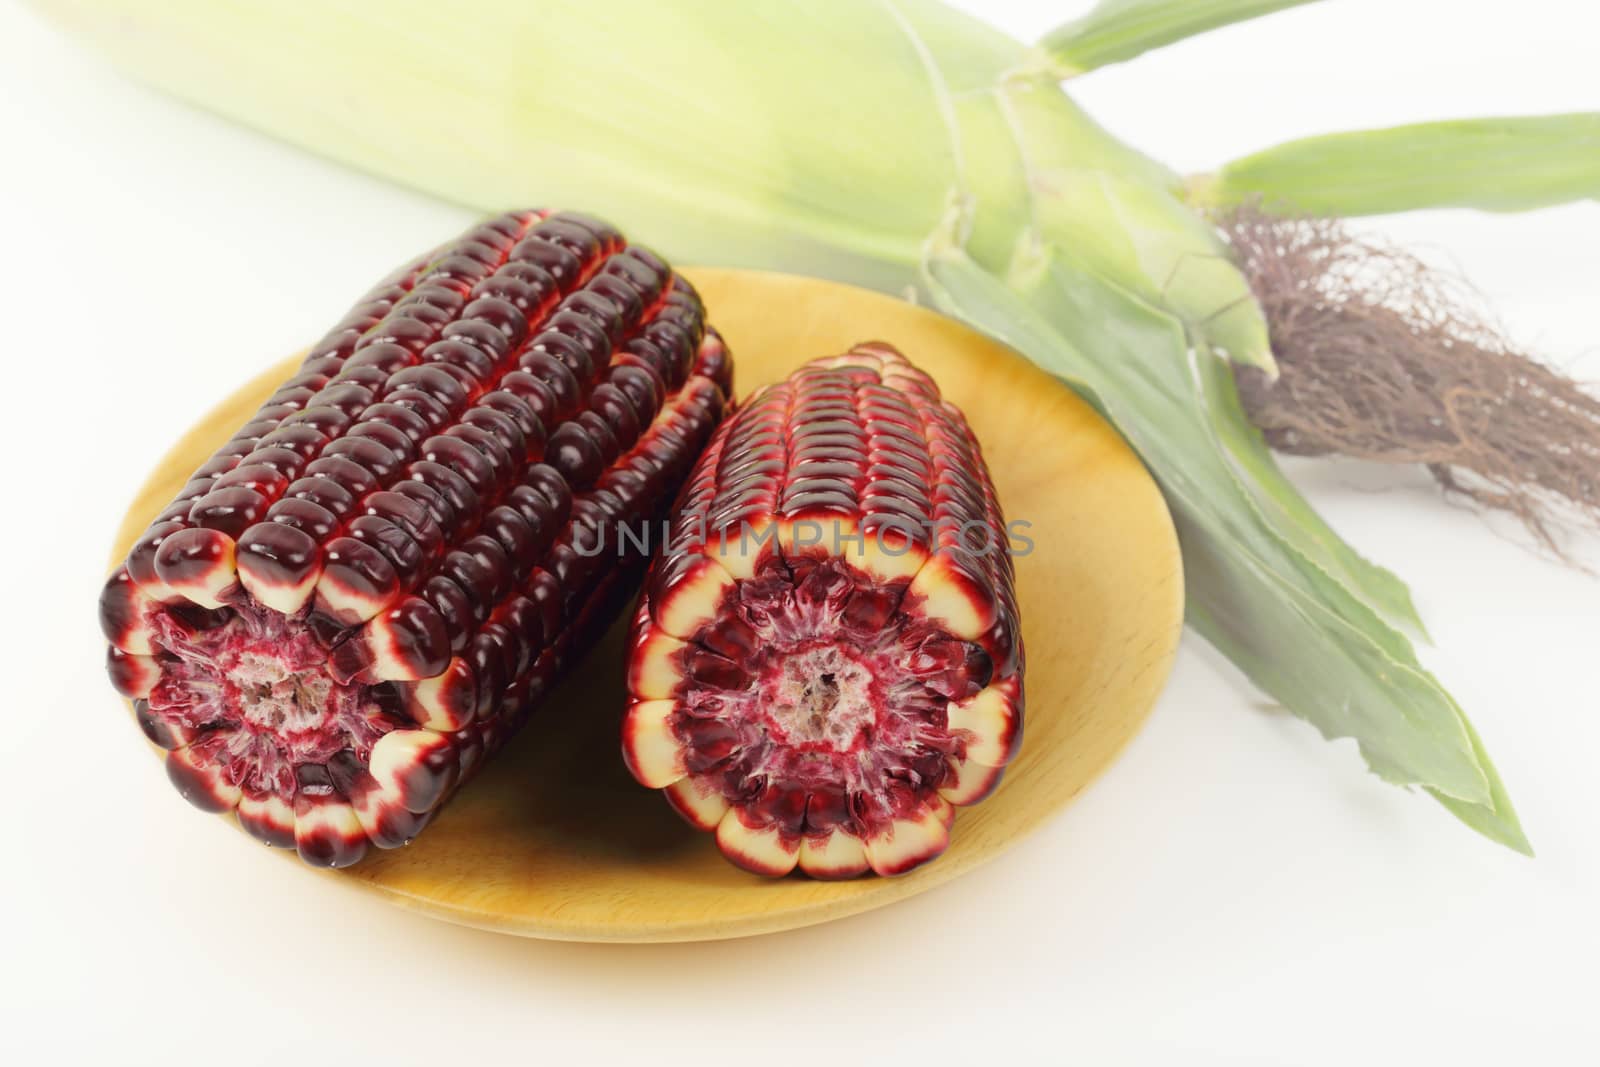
[100,210,731,866]
[622,344,1022,879]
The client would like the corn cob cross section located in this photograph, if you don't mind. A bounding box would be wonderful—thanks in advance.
[623,344,1023,878]
[100,209,730,866]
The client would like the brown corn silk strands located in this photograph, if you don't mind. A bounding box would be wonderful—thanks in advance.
[1218,204,1600,559]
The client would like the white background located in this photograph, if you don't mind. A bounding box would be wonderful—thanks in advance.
[4,1,1597,1063]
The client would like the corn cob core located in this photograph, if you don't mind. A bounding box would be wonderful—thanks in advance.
[623,344,1023,878]
[100,209,730,866]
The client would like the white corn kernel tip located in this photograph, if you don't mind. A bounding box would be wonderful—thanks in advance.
[621,699,686,789]
[907,551,997,641]
[716,812,800,876]
[798,829,871,880]
[626,625,690,699]
[236,558,320,616]
[663,776,730,831]
[651,557,736,639]
[400,657,478,731]
[236,792,297,849]
[705,517,778,580]
[153,528,240,610]
[368,728,458,814]
[106,647,162,699]
[293,793,368,868]
[946,676,1022,768]
[864,798,954,877]
[166,746,243,814]
[939,754,1007,806]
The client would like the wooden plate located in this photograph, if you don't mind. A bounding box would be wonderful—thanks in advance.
[112,269,1183,942]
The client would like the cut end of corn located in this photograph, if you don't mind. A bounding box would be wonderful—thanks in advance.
[622,344,1024,879]
[101,209,730,865]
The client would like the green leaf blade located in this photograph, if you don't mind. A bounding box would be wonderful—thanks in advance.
[1199,113,1600,216]
[1427,714,1532,857]
[1031,0,1324,78]
[1192,340,1427,637]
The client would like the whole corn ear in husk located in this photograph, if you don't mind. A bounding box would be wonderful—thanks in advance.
[100,209,730,865]
[54,0,1600,851]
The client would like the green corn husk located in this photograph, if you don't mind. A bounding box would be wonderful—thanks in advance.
[42,0,1573,852]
